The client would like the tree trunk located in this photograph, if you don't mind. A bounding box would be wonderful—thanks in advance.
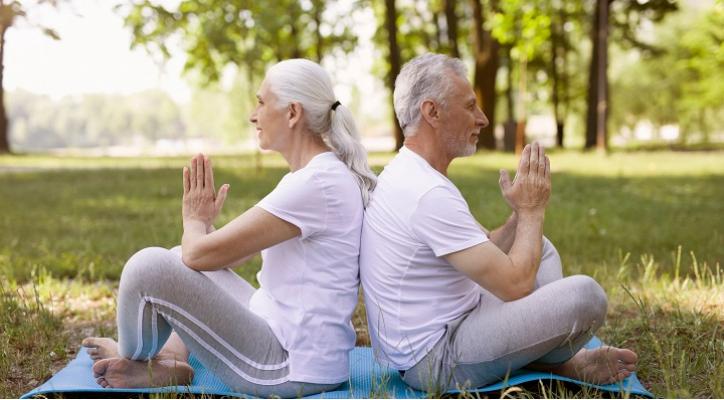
[312,0,324,63]
[444,0,460,58]
[515,56,527,155]
[471,0,499,150]
[384,0,404,150]
[586,0,609,151]
[0,24,9,154]
[550,15,564,148]
[502,45,515,152]
[433,11,443,53]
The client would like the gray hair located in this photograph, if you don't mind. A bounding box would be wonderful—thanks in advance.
[393,53,468,136]
[265,59,377,206]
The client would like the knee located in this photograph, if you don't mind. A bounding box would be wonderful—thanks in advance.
[120,247,179,289]
[541,236,561,261]
[563,275,608,328]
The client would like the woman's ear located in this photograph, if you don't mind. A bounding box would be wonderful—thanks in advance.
[287,102,303,129]
[420,99,440,128]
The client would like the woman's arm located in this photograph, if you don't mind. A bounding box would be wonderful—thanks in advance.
[181,154,300,271]
[205,225,260,268]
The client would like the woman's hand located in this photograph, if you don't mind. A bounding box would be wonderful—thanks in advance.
[182,154,229,229]
[498,142,551,216]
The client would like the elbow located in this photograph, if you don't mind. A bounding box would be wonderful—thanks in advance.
[181,245,211,271]
[497,274,536,302]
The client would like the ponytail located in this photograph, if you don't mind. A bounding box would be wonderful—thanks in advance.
[327,104,377,207]
[266,59,377,207]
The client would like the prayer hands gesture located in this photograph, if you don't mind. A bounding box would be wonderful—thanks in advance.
[182,154,229,228]
[499,142,551,216]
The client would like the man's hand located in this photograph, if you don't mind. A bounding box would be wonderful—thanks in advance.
[182,154,229,229]
[499,142,550,215]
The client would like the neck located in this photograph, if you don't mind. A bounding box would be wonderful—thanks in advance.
[279,129,331,171]
[403,127,453,176]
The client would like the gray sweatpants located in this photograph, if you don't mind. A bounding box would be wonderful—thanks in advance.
[401,238,608,392]
[116,246,341,398]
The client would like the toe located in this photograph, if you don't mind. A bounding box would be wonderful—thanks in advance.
[619,349,638,364]
[93,359,110,376]
[82,338,98,348]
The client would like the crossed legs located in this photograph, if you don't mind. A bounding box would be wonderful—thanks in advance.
[402,238,638,392]
[83,247,338,397]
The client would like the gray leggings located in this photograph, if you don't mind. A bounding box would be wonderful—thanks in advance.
[116,246,342,398]
[401,238,608,392]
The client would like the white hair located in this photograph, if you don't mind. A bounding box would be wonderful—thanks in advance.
[393,53,468,136]
[265,59,377,206]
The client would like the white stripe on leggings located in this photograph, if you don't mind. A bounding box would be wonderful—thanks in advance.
[143,296,289,371]
[131,300,146,360]
[161,312,290,386]
[149,307,159,357]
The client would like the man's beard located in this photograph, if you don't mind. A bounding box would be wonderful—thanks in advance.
[447,136,476,158]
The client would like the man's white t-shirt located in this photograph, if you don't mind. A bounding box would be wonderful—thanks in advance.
[360,146,488,370]
[250,152,363,384]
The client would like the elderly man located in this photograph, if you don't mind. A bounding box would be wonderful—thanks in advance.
[359,53,638,392]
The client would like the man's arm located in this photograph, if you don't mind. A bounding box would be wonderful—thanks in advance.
[446,143,550,301]
[484,212,518,254]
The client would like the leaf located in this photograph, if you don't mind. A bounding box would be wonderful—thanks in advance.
[42,27,60,40]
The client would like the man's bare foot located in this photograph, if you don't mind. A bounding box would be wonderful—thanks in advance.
[554,346,638,385]
[92,356,194,388]
[82,337,120,361]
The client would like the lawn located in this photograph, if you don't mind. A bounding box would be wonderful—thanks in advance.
[0,150,722,398]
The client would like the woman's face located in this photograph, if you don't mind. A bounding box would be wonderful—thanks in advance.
[249,79,288,151]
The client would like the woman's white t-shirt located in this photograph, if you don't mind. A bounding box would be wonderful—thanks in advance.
[249,151,363,384]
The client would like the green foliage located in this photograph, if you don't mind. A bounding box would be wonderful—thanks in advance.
[0,151,722,397]
[7,85,257,150]
[492,0,550,61]
[120,0,360,85]
[7,90,185,149]
[0,278,67,397]
[611,4,724,143]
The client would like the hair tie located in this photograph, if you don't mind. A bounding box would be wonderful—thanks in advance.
[331,100,341,111]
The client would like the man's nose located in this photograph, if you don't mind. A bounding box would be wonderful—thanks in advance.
[478,108,489,128]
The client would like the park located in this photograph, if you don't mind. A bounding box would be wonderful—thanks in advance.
[1,0,722,398]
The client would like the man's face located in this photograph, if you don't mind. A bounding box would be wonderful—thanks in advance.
[438,73,489,158]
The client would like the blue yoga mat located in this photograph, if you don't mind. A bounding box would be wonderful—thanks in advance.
[21,337,653,398]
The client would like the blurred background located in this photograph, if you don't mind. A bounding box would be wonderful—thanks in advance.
[2,0,722,156]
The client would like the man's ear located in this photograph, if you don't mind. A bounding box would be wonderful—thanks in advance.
[288,102,303,129]
[420,99,440,128]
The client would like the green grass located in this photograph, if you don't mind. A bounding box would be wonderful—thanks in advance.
[0,150,722,398]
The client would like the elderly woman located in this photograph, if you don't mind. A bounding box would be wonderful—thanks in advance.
[83,59,376,397]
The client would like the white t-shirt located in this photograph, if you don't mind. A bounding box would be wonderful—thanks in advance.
[250,152,363,384]
[360,146,488,370]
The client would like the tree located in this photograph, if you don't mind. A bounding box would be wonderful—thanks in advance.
[584,0,677,151]
[492,0,550,154]
[444,0,460,58]
[383,0,404,150]
[470,0,500,150]
[610,4,724,145]
[0,0,60,154]
[547,0,584,148]
[585,0,610,150]
[121,1,358,88]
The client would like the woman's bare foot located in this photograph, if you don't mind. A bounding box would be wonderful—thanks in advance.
[554,346,638,385]
[82,337,120,361]
[92,356,194,388]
